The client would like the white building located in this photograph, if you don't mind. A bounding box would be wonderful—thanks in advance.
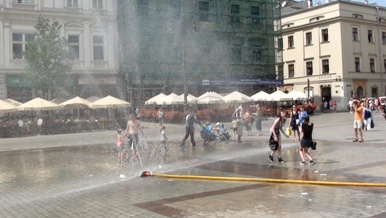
[280,0,386,110]
[0,0,118,102]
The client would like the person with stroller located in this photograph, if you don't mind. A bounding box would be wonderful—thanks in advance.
[215,121,231,142]
[201,121,216,146]
[181,108,202,147]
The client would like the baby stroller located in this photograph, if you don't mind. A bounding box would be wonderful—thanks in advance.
[200,126,216,146]
[216,122,231,142]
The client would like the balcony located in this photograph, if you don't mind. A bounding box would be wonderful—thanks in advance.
[91,61,108,70]
[71,61,84,70]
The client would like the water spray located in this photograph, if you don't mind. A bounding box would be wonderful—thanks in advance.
[140,171,386,187]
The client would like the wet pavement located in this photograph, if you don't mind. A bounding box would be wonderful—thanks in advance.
[0,112,386,217]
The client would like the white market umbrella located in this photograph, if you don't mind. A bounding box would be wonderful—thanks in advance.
[156,93,184,105]
[195,92,225,104]
[268,90,292,101]
[5,98,22,106]
[223,91,252,103]
[250,91,270,101]
[287,90,308,100]
[179,93,197,103]
[89,95,131,109]
[145,93,167,105]
[0,100,18,112]
[60,96,91,119]
[18,97,60,111]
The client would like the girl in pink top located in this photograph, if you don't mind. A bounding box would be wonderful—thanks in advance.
[116,129,124,162]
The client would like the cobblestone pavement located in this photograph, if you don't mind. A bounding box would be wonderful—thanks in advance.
[0,112,386,217]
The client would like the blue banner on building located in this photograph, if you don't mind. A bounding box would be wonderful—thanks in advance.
[200,79,283,86]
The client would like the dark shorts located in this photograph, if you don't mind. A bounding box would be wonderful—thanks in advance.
[300,138,313,148]
[158,117,164,123]
[117,146,124,152]
[127,134,139,149]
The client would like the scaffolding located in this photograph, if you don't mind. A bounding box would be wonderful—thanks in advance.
[117,0,282,105]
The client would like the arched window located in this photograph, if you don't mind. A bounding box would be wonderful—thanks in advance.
[356,86,364,99]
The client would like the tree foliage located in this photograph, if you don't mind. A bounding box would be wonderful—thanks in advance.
[24,16,71,99]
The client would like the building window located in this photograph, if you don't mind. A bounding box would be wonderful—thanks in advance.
[68,35,80,60]
[288,35,294,48]
[252,46,262,62]
[277,65,284,80]
[370,58,375,72]
[322,59,329,74]
[321,29,328,42]
[12,33,34,59]
[67,0,78,7]
[288,64,294,78]
[355,57,360,72]
[92,0,103,9]
[251,6,260,24]
[199,1,209,21]
[306,61,313,75]
[382,32,386,44]
[232,45,241,62]
[352,27,359,41]
[231,4,240,23]
[306,32,312,45]
[12,0,34,4]
[93,35,104,60]
[278,38,283,51]
[368,30,373,42]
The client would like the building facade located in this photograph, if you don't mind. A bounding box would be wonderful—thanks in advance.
[0,0,118,102]
[117,0,282,106]
[280,0,386,111]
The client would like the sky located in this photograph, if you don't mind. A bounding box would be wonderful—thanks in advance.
[351,0,386,6]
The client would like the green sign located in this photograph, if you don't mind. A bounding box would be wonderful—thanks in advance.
[7,76,75,87]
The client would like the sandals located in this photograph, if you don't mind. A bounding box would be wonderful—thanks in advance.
[353,139,358,142]
[359,139,364,142]
[353,138,364,142]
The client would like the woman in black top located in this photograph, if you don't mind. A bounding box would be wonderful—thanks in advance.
[299,116,314,165]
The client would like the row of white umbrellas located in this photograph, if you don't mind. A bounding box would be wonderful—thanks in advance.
[0,95,131,112]
[145,90,308,105]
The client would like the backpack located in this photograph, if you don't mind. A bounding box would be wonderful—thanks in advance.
[364,109,371,119]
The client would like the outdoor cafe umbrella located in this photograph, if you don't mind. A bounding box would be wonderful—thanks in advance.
[155,93,184,105]
[179,93,197,103]
[145,93,167,105]
[250,91,270,101]
[5,98,22,106]
[18,97,60,111]
[287,90,308,101]
[268,90,292,101]
[195,92,225,104]
[0,100,17,112]
[89,95,131,109]
[60,96,91,119]
[222,91,252,103]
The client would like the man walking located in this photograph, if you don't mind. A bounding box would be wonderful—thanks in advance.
[181,108,201,147]
[352,101,364,142]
